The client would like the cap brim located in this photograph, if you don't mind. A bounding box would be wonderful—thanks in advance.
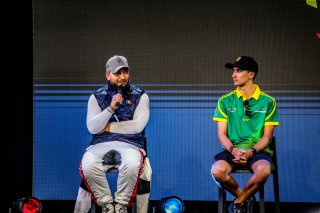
[112,66,131,73]
[225,63,235,69]
[225,63,247,70]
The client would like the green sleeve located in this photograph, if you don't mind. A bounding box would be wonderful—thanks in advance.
[213,97,228,122]
[265,99,279,126]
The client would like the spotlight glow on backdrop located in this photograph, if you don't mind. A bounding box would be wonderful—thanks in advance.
[155,196,185,213]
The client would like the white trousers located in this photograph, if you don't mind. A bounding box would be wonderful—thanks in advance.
[74,141,152,213]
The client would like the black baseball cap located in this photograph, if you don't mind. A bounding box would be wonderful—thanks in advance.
[225,56,258,73]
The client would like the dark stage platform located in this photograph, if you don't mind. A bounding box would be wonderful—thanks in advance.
[37,200,320,213]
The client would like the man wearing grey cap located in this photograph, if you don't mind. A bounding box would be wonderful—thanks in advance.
[74,55,152,213]
[211,56,279,213]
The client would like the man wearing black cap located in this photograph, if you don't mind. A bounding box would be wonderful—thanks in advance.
[211,56,279,213]
[74,55,152,213]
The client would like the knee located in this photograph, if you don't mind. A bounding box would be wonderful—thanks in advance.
[255,165,271,181]
[123,160,142,177]
[211,165,226,183]
[81,153,98,178]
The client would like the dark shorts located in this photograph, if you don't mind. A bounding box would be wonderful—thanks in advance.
[214,150,272,172]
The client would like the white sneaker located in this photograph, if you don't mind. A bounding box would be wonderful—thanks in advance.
[102,203,114,213]
[115,203,128,213]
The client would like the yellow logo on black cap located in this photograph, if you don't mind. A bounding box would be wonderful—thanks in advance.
[236,57,241,62]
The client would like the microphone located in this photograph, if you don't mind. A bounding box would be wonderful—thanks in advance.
[115,86,124,107]
[114,86,124,122]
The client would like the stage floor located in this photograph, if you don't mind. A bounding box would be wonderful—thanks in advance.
[37,200,320,213]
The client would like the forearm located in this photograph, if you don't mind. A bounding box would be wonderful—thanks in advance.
[252,135,272,152]
[86,94,113,134]
[218,132,234,151]
[252,125,274,152]
[217,122,233,151]
[109,93,150,134]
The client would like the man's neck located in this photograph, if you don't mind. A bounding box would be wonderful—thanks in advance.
[238,82,256,100]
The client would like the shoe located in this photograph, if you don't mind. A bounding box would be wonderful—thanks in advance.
[102,203,114,213]
[115,203,128,213]
[245,196,256,213]
[228,200,245,213]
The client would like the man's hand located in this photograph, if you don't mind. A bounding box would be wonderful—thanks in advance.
[244,149,254,159]
[110,93,124,109]
[232,148,248,165]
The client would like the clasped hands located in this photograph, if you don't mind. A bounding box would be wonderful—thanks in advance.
[231,148,253,165]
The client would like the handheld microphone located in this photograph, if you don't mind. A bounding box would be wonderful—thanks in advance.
[114,86,124,122]
[115,86,124,107]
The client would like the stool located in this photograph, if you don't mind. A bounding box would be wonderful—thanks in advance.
[218,137,280,213]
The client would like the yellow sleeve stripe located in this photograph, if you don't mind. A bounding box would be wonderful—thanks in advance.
[265,99,276,121]
[217,100,227,119]
[213,117,227,122]
[265,122,279,126]
[260,91,273,99]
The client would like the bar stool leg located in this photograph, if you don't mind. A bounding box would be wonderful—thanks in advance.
[259,187,265,213]
[218,188,226,213]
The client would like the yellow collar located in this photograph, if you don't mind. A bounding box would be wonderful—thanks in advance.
[235,84,260,100]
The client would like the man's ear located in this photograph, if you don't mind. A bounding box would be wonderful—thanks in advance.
[105,72,111,81]
[249,71,255,80]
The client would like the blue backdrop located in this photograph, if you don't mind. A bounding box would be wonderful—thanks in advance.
[33,84,320,202]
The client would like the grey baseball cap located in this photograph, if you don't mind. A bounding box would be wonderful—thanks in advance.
[105,55,131,73]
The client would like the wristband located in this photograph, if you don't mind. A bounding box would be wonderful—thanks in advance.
[107,106,115,114]
[250,147,257,155]
[229,145,234,153]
